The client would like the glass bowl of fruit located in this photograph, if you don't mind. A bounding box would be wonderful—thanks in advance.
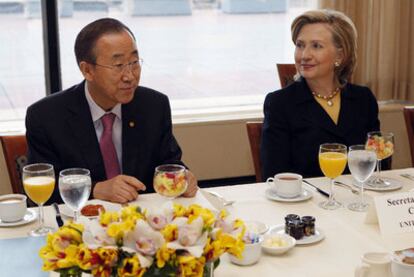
[153,164,188,198]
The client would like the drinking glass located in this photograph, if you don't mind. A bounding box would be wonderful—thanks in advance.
[22,163,55,236]
[347,145,377,212]
[365,131,394,188]
[153,164,188,198]
[59,168,92,222]
[318,143,347,210]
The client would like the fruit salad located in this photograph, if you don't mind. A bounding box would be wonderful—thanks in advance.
[366,135,394,160]
[153,171,187,198]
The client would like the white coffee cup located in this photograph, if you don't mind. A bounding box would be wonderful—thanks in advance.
[0,194,27,222]
[266,173,302,198]
[391,250,414,277]
[354,252,392,277]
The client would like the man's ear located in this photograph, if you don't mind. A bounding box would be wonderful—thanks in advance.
[79,61,94,81]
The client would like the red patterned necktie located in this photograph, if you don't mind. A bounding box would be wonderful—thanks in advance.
[99,113,120,179]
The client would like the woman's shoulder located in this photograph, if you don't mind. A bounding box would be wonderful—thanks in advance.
[344,83,377,101]
[345,83,374,94]
[265,80,303,102]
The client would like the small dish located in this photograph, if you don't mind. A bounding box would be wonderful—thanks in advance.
[269,224,324,245]
[354,178,402,191]
[261,233,296,255]
[265,187,313,202]
[245,220,269,235]
[0,209,37,227]
[228,236,263,266]
[60,199,121,218]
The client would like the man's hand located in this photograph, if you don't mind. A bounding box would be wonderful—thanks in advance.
[182,170,199,197]
[93,175,146,203]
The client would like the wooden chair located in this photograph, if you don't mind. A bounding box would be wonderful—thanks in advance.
[276,63,296,88]
[0,135,28,194]
[246,121,263,182]
[404,106,414,167]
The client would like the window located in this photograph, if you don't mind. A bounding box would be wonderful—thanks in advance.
[0,3,45,127]
[0,0,317,129]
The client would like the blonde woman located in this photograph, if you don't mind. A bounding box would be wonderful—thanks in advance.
[261,10,380,180]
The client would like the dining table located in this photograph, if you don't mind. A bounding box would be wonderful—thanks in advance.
[1,168,414,277]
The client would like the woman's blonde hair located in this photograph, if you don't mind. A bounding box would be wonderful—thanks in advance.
[291,9,357,85]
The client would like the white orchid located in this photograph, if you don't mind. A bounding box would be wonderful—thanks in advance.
[146,202,174,230]
[79,217,116,248]
[122,219,165,268]
[167,216,208,257]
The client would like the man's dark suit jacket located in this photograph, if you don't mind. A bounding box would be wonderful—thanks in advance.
[26,81,183,204]
[260,78,380,181]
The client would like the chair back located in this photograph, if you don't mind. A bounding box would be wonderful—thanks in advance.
[0,135,28,194]
[246,121,263,182]
[404,106,414,167]
[276,63,296,88]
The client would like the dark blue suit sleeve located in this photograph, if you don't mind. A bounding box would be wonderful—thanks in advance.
[260,92,291,181]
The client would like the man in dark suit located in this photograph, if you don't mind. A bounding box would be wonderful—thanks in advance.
[26,18,198,204]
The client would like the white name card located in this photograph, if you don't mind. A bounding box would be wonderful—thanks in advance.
[374,191,414,235]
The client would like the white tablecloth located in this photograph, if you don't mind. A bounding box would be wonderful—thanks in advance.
[1,169,414,277]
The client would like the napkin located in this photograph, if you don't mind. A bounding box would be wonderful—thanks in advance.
[0,236,48,277]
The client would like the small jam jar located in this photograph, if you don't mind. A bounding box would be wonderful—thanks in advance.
[301,216,315,236]
[285,214,300,234]
[288,219,304,240]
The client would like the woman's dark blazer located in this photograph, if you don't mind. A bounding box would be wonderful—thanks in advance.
[260,78,380,180]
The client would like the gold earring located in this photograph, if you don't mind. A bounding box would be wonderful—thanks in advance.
[334,61,340,67]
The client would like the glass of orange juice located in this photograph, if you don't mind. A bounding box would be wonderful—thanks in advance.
[319,143,347,210]
[22,163,55,236]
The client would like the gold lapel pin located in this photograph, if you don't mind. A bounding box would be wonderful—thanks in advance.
[129,121,135,128]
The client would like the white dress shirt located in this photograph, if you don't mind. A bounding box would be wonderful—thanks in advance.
[84,82,123,171]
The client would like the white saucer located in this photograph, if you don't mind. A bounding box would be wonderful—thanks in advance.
[0,209,37,227]
[265,187,313,202]
[354,177,403,191]
[60,199,121,218]
[269,224,324,245]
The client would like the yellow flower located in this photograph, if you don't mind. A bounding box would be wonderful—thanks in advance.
[173,203,186,217]
[178,255,205,277]
[161,224,178,242]
[117,255,146,277]
[120,205,145,222]
[185,204,215,229]
[39,224,84,272]
[91,248,118,277]
[107,220,134,243]
[56,244,79,268]
[233,219,246,232]
[155,244,176,268]
[220,234,245,258]
[218,209,228,219]
[99,211,119,226]
[76,245,95,270]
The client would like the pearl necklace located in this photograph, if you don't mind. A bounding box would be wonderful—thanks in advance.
[312,88,340,107]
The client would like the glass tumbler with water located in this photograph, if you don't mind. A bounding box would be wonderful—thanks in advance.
[59,168,91,222]
[347,145,377,212]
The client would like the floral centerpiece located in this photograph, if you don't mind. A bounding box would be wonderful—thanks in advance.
[39,203,246,277]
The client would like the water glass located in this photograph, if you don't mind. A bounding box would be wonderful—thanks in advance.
[22,163,55,236]
[59,168,92,222]
[318,143,347,210]
[347,145,377,212]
